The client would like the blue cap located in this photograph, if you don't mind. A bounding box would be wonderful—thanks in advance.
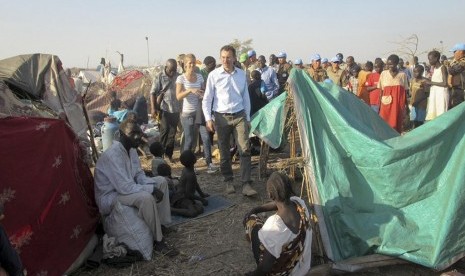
[321,58,329,63]
[324,78,333,84]
[247,50,256,57]
[311,54,321,61]
[294,58,303,65]
[330,56,341,63]
[276,51,287,58]
[450,43,465,52]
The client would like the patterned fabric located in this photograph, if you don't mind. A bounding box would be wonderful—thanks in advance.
[265,201,309,276]
[245,214,264,242]
[0,117,99,275]
[244,200,310,276]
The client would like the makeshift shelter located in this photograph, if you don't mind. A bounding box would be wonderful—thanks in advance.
[78,70,102,84]
[251,69,465,271]
[0,117,99,275]
[84,69,153,115]
[0,54,89,144]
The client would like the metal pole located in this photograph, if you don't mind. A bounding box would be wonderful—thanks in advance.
[146,36,150,67]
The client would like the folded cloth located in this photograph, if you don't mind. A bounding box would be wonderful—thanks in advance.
[102,234,127,259]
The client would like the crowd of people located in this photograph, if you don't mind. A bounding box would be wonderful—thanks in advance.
[293,44,464,133]
[90,42,464,275]
[2,40,463,274]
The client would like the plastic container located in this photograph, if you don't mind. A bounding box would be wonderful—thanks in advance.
[101,116,119,152]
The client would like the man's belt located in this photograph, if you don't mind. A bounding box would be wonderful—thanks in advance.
[215,110,244,116]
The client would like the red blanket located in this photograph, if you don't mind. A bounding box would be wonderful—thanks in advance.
[0,117,98,275]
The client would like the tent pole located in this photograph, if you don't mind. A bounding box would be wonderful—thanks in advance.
[81,81,99,164]
[289,124,296,179]
[259,140,269,180]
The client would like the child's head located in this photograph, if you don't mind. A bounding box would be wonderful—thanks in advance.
[428,50,440,66]
[374,62,384,74]
[350,65,361,77]
[157,163,172,177]
[149,142,164,157]
[251,70,261,82]
[413,65,424,79]
[110,99,121,110]
[109,90,117,99]
[364,61,373,72]
[180,150,197,168]
[126,111,138,121]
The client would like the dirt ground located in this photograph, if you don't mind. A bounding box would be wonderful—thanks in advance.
[72,146,465,276]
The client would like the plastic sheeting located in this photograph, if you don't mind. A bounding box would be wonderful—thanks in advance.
[250,92,288,149]
[255,69,465,270]
[0,54,89,143]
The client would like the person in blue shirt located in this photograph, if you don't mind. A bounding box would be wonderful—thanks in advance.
[256,55,279,100]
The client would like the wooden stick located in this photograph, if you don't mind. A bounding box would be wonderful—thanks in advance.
[81,81,99,164]
[289,125,296,179]
[259,140,269,180]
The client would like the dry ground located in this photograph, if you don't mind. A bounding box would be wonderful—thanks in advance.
[72,147,465,276]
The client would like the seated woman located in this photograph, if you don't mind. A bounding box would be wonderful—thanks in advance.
[243,172,312,276]
[170,150,209,218]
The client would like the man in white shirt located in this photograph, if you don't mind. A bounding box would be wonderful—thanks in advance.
[94,119,178,256]
[202,45,257,197]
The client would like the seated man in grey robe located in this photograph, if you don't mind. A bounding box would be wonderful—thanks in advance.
[94,118,178,256]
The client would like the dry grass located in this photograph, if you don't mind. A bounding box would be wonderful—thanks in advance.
[73,148,465,276]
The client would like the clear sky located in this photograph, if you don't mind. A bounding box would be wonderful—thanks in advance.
[1,0,463,68]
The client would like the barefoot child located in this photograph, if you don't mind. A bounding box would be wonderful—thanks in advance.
[170,150,209,218]
[150,141,167,177]
[157,163,179,197]
[409,65,429,128]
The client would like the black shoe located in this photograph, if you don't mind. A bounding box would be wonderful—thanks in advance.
[154,240,179,257]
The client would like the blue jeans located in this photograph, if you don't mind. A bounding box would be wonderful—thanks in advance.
[198,125,212,165]
[180,113,196,152]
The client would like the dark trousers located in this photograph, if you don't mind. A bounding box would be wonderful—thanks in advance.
[0,225,23,276]
[159,111,180,158]
[450,88,464,109]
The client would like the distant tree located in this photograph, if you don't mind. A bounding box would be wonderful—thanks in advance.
[229,38,253,56]
[389,34,428,62]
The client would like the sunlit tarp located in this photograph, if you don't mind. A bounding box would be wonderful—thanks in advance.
[250,92,288,149]
[282,69,465,270]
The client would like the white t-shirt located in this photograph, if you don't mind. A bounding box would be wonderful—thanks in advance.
[258,196,312,276]
[176,73,204,114]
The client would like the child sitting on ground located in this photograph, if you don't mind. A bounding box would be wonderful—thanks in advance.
[157,163,179,198]
[150,141,167,176]
[170,150,209,218]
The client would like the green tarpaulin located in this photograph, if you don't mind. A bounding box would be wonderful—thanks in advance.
[250,92,288,149]
[252,69,465,270]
